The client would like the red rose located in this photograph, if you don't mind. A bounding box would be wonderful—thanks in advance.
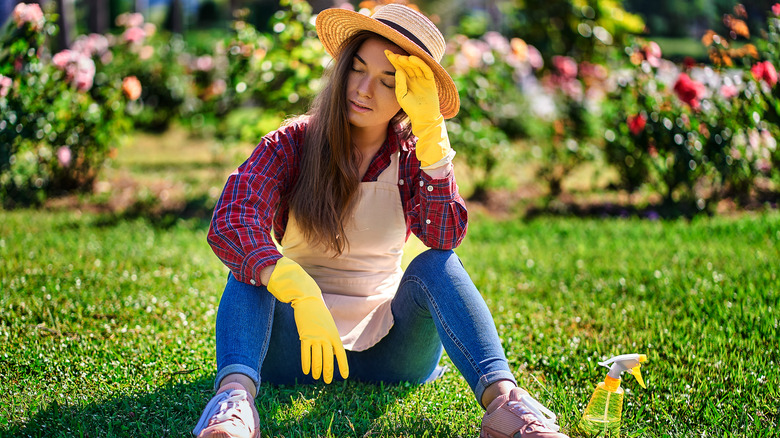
[752,61,778,87]
[627,114,647,136]
[673,73,706,109]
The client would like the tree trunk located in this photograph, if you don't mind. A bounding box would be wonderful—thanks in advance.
[0,0,19,28]
[230,0,241,18]
[134,0,147,16]
[168,0,183,34]
[86,0,108,34]
[55,0,75,49]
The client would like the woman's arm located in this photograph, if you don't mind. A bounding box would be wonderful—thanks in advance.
[207,125,302,285]
[403,153,468,250]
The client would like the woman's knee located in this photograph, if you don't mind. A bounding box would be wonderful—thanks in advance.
[406,249,463,277]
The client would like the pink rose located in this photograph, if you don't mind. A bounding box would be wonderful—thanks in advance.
[0,75,12,98]
[527,45,543,70]
[195,55,214,71]
[644,41,662,68]
[72,33,109,58]
[116,12,144,28]
[74,59,95,92]
[123,26,146,44]
[720,84,738,99]
[52,49,75,69]
[12,3,44,31]
[52,49,95,92]
[484,31,510,54]
[552,55,578,79]
[773,3,780,16]
[57,146,72,167]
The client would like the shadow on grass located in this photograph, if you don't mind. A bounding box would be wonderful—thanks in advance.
[90,193,216,230]
[1,376,446,438]
[524,190,780,221]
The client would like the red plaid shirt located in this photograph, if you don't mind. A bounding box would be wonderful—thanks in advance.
[207,119,468,285]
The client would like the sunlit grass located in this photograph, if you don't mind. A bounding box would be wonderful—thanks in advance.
[2,128,778,436]
[1,209,778,437]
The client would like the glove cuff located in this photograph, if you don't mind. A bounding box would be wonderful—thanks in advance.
[421,149,456,170]
[267,256,321,303]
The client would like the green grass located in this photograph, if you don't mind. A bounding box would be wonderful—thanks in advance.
[1,209,778,437]
[1,129,779,436]
[650,37,708,62]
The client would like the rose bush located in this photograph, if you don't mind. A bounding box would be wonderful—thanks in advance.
[0,4,135,207]
[178,0,326,142]
[101,12,191,132]
[602,4,780,214]
[442,32,542,199]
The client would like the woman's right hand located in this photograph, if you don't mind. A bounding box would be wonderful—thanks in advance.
[266,257,349,383]
[385,51,454,170]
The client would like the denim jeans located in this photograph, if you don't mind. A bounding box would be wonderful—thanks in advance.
[214,249,516,407]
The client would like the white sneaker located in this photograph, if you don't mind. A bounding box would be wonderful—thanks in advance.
[192,383,259,438]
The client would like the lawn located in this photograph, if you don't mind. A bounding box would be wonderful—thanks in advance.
[1,129,779,437]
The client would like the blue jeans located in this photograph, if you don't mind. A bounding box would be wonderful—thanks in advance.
[214,249,516,407]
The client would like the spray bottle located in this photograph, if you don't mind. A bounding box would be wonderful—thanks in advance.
[578,353,648,437]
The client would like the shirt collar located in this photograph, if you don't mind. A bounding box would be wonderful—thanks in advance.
[386,123,411,153]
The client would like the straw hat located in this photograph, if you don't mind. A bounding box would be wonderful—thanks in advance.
[316,4,460,119]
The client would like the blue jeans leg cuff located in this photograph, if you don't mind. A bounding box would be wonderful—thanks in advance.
[213,363,261,393]
[475,370,518,409]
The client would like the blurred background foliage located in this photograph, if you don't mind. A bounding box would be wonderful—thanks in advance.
[1,0,779,216]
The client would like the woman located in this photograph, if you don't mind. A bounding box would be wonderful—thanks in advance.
[193,4,568,438]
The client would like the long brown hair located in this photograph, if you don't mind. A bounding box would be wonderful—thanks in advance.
[287,31,411,256]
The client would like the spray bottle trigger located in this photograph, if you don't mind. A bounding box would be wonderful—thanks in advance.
[631,365,646,388]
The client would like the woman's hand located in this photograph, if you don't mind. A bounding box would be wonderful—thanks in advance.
[266,257,349,383]
[385,51,454,170]
[385,51,440,126]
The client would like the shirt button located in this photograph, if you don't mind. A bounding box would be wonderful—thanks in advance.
[398,179,404,185]
[427,185,434,192]
[426,219,431,224]
[250,279,256,285]
[419,180,424,187]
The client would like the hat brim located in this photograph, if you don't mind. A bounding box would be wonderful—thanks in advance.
[315,8,460,119]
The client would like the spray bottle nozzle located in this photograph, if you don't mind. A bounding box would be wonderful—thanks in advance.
[579,354,649,435]
[598,354,648,389]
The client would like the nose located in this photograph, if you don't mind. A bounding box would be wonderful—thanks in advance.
[356,76,373,98]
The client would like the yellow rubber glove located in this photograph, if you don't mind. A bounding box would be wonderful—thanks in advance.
[385,51,455,169]
[266,257,349,383]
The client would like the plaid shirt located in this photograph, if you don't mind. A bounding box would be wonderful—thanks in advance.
[207,119,468,285]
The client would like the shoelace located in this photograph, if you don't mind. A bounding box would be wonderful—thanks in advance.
[506,394,561,432]
[192,389,250,436]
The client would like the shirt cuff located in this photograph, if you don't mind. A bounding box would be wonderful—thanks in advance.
[238,248,282,286]
[417,170,458,202]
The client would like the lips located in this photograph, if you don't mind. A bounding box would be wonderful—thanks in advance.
[350,100,372,112]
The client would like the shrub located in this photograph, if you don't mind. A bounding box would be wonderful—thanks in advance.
[104,12,192,132]
[602,7,780,214]
[0,3,134,208]
[443,32,541,199]
[181,0,326,141]
[531,56,606,199]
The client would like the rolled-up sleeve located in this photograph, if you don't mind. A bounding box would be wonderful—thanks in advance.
[207,124,301,285]
[403,150,468,249]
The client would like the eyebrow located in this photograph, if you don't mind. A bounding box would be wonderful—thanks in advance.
[354,54,395,77]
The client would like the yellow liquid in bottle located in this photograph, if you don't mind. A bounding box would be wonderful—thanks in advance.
[578,382,624,437]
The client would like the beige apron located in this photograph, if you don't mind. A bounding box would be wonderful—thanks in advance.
[281,151,407,351]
